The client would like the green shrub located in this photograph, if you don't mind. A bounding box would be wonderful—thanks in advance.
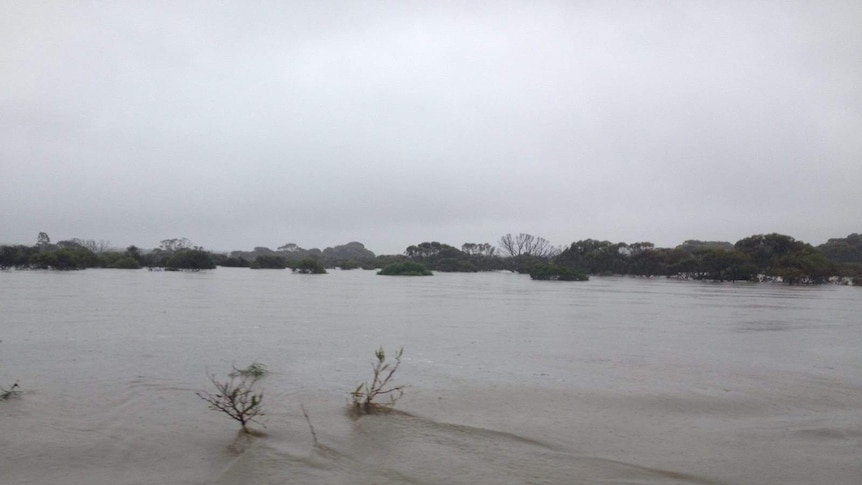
[165,249,216,271]
[111,256,141,269]
[232,361,268,378]
[529,263,589,281]
[250,255,287,269]
[377,261,432,276]
[294,258,327,274]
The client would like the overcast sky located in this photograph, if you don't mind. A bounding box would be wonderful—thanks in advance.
[2,1,860,255]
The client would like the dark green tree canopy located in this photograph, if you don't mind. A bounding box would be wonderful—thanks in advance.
[165,248,216,271]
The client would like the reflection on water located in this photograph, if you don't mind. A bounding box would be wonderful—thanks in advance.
[0,269,860,485]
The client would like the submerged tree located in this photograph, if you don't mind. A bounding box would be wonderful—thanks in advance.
[0,381,20,400]
[350,347,407,414]
[197,363,266,433]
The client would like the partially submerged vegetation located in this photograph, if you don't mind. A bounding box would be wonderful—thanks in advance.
[192,348,406,444]
[528,263,589,281]
[293,258,327,274]
[2,231,860,285]
[350,347,407,414]
[0,381,20,401]
[196,363,266,434]
[378,261,432,276]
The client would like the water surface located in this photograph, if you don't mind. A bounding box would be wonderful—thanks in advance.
[1,269,860,484]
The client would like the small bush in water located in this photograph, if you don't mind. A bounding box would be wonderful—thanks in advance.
[197,363,265,433]
[0,381,20,400]
[350,347,407,414]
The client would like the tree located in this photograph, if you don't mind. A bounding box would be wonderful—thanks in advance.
[555,239,628,275]
[350,347,407,414]
[498,233,553,258]
[197,363,266,434]
[0,245,38,269]
[462,242,496,257]
[36,232,51,248]
[59,238,113,253]
[734,233,831,284]
[165,248,216,270]
[294,258,327,274]
[818,233,862,264]
[277,243,302,253]
[250,255,287,269]
[159,238,193,252]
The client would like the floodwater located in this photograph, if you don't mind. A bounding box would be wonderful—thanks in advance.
[1,268,860,485]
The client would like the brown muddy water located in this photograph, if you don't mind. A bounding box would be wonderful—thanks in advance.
[0,268,860,484]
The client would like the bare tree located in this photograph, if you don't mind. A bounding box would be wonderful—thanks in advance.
[498,233,553,258]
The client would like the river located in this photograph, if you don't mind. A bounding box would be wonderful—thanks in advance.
[1,268,860,484]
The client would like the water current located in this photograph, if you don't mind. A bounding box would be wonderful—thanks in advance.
[1,268,860,484]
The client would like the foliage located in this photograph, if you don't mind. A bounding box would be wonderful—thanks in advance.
[231,241,375,270]
[551,233,837,284]
[461,242,496,256]
[250,255,287,269]
[165,248,216,271]
[322,241,375,261]
[400,241,504,272]
[196,364,266,433]
[529,263,589,281]
[213,255,251,267]
[734,233,832,284]
[817,233,862,264]
[350,347,407,414]
[160,238,193,252]
[555,239,629,275]
[435,257,479,272]
[675,240,735,254]
[110,256,142,269]
[36,232,51,248]
[331,259,360,270]
[232,361,268,378]
[294,258,327,274]
[97,246,143,269]
[0,245,39,269]
[378,261,432,276]
[30,247,99,270]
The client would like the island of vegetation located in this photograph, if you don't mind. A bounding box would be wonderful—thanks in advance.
[2,232,861,286]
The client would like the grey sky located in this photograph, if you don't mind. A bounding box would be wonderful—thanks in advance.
[2,1,860,255]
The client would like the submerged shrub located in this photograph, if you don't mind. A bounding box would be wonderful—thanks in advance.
[294,258,327,274]
[197,363,265,433]
[377,261,432,276]
[528,263,589,281]
[232,361,268,378]
[250,255,287,269]
[350,347,407,414]
[165,249,216,271]
[0,381,20,400]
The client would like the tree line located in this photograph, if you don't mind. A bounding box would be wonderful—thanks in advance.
[1,231,860,285]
